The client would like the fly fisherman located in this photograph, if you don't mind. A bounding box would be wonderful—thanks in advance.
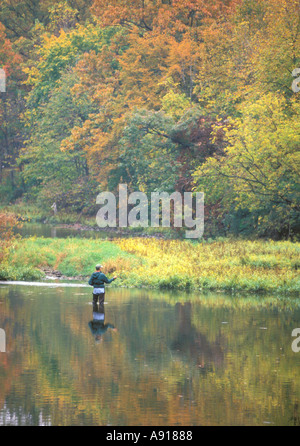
[88,264,117,304]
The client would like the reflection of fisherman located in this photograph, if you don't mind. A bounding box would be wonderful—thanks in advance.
[88,264,117,304]
[88,302,116,343]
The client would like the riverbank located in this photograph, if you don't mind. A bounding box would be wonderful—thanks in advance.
[0,236,299,295]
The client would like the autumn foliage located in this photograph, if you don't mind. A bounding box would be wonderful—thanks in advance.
[0,0,299,238]
[0,213,21,263]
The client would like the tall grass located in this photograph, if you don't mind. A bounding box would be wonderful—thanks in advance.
[2,237,139,278]
[1,236,299,294]
[114,238,300,294]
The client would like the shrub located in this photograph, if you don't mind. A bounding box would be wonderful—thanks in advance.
[0,212,22,263]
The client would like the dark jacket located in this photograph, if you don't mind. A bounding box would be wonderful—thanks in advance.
[88,272,115,288]
[88,321,115,336]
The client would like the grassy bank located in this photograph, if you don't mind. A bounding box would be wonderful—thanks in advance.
[0,236,299,295]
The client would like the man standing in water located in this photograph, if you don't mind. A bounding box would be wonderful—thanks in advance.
[88,264,117,304]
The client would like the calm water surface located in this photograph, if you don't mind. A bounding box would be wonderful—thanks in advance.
[16,222,132,239]
[0,283,299,426]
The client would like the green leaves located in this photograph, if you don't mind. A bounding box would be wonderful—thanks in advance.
[24,23,112,108]
[194,93,300,237]
[0,0,299,239]
[119,109,178,193]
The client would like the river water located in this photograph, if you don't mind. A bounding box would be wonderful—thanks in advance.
[16,222,118,239]
[0,282,299,426]
[1,223,300,425]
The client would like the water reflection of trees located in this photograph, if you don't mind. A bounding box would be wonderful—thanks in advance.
[171,302,224,370]
[0,287,299,426]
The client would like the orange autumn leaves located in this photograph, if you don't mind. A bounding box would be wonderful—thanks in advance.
[1,0,298,237]
[91,0,239,32]
[60,2,229,187]
[0,23,22,84]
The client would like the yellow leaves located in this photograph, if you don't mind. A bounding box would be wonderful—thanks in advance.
[194,90,300,222]
[161,87,190,120]
[113,237,300,293]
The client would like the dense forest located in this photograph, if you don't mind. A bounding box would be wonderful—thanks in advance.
[0,0,299,239]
